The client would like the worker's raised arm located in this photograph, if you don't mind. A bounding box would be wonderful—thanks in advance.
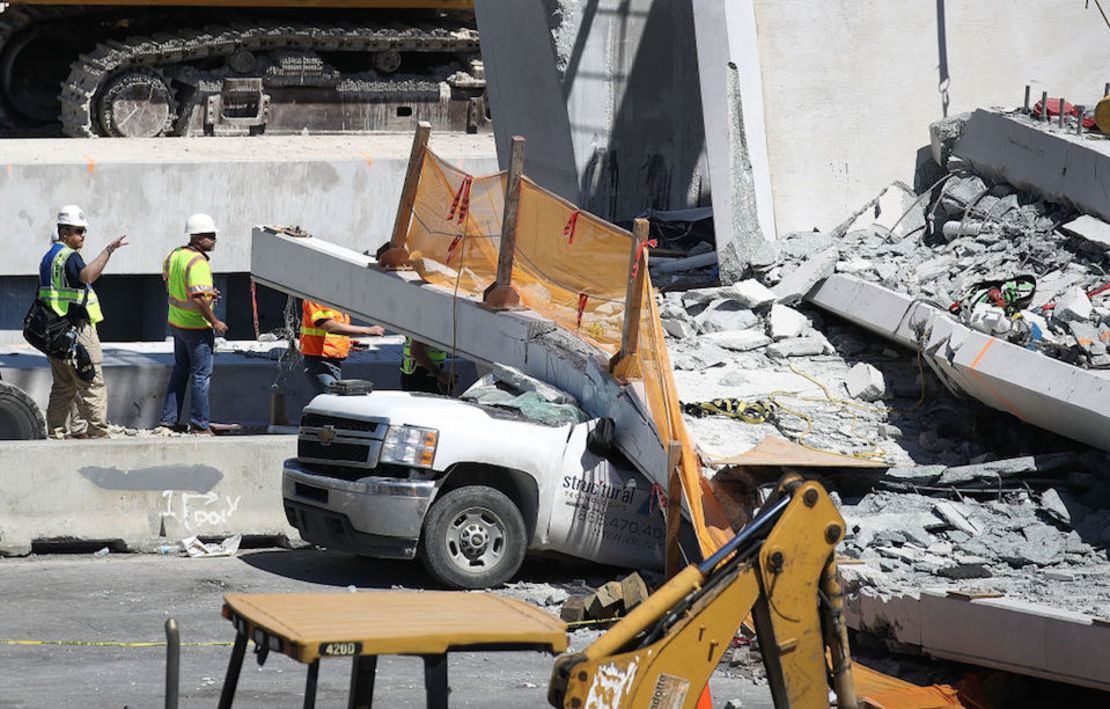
[79,235,128,284]
[320,319,385,337]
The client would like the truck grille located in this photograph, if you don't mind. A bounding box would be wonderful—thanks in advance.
[297,412,386,472]
[301,413,380,433]
[297,439,372,465]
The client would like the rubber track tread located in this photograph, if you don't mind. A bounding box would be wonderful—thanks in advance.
[0,4,90,128]
[60,21,479,138]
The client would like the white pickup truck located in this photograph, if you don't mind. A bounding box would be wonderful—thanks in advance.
[282,386,665,588]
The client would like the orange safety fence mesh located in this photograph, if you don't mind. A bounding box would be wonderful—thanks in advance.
[406,150,628,351]
[404,148,729,555]
[853,664,965,708]
[632,269,738,555]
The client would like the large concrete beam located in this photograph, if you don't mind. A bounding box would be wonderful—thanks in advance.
[808,274,1110,452]
[954,110,1110,224]
[842,581,1110,692]
[0,134,496,277]
[250,227,667,485]
[473,0,709,222]
[0,436,298,555]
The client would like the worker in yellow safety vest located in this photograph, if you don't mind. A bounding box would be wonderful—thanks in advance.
[401,338,452,394]
[300,300,385,394]
[157,213,226,435]
[38,204,128,439]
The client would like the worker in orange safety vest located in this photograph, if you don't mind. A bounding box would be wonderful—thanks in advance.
[300,300,385,394]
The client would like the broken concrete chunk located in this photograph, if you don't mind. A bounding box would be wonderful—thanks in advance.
[771,247,839,305]
[845,363,886,401]
[929,113,970,166]
[694,300,760,334]
[768,304,808,340]
[932,501,982,536]
[729,279,777,309]
[836,258,874,274]
[882,465,946,484]
[766,337,824,359]
[681,286,735,308]
[914,254,956,284]
[937,563,992,580]
[936,453,1076,485]
[939,175,988,217]
[1000,524,1066,567]
[699,330,771,352]
[1040,489,1072,525]
[1060,215,1110,251]
[1055,286,1094,323]
[661,318,697,339]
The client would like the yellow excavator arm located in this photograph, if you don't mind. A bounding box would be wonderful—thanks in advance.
[548,475,858,709]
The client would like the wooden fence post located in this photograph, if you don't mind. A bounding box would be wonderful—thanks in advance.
[377,121,431,269]
[665,440,684,579]
[610,217,649,379]
[483,136,526,309]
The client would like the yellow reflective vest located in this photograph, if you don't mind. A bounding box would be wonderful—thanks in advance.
[163,246,214,329]
[401,338,447,374]
[37,244,103,324]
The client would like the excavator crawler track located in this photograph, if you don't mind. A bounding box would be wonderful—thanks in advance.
[61,21,479,137]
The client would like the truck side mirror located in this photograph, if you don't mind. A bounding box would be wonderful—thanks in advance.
[586,417,615,456]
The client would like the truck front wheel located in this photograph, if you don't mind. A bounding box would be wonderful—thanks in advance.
[419,486,527,589]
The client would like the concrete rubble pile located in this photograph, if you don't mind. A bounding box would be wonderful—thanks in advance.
[649,106,1110,687]
[764,112,1110,371]
[661,278,1007,464]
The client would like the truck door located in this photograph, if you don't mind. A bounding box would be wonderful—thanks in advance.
[540,421,665,570]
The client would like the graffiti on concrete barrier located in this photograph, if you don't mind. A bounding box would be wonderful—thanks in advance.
[160,490,241,532]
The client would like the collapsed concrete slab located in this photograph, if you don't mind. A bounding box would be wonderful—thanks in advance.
[249,227,669,486]
[841,583,1110,693]
[954,109,1110,225]
[808,274,1110,452]
[0,436,298,555]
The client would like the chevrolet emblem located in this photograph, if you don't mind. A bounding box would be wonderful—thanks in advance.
[318,425,337,446]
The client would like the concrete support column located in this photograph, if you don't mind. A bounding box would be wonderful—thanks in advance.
[691,0,776,283]
[474,0,709,223]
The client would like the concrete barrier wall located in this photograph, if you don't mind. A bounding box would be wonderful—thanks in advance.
[0,436,298,555]
[0,339,480,429]
[0,134,497,277]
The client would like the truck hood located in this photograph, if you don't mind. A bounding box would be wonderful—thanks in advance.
[305,391,571,431]
[305,391,577,473]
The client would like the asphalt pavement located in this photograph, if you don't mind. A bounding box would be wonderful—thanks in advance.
[0,549,773,708]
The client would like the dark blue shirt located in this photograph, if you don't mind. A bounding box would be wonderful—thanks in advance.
[39,244,89,321]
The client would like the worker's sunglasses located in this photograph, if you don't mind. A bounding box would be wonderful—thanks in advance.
[198,233,217,241]
[62,226,86,235]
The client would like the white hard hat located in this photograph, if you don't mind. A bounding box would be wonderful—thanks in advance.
[185,212,219,236]
[57,204,88,228]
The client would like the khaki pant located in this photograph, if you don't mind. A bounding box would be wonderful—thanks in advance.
[47,323,109,438]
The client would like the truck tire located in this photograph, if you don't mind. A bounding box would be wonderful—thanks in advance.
[0,380,46,440]
[419,485,527,589]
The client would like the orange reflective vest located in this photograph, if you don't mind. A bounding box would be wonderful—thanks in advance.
[300,301,351,359]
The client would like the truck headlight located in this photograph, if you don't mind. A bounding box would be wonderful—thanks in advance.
[380,425,438,468]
